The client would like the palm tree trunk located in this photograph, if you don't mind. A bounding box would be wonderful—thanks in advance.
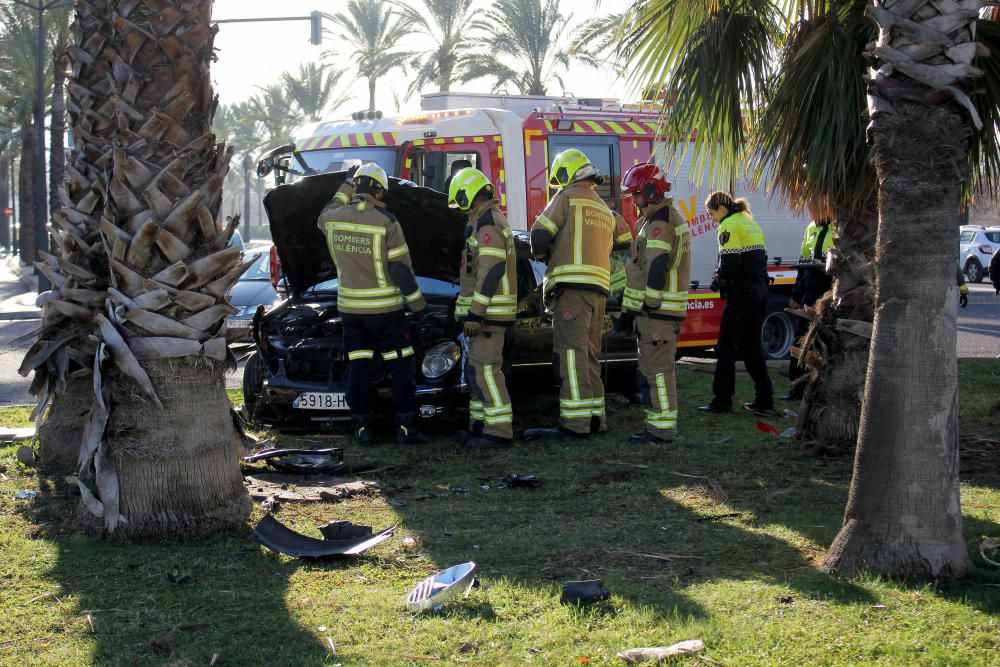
[795,206,876,450]
[17,114,37,263]
[48,45,68,230]
[0,152,10,250]
[75,0,250,536]
[368,77,377,112]
[824,0,980,578]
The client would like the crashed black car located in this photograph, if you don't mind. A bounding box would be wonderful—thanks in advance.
[243,172,637,432]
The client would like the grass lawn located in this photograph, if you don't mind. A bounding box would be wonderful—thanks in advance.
[1,360,998,666]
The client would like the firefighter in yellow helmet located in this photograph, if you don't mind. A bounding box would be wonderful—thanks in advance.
[317,163,429,446]
[449,167,518,449]
[617,162,691,444]
[524,149,629,440]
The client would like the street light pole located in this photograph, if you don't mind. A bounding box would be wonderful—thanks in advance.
[242,154,253,244]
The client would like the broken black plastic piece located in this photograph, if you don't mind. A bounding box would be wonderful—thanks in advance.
[251,514,395,558]
[244,448,346,475]
[560,579,610,605]
[318,520,373,541]
[501,473,542,489]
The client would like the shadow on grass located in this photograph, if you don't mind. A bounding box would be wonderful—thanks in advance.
[16,478,332,666]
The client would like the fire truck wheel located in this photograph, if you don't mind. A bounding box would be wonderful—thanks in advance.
[761,294,795,361]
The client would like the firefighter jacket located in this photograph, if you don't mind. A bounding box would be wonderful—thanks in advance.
[792,219,835,302]
[623,198,691,320]
[530,183,630,296]
[716,211,768,299]
[317,182,426,315]
[455,199,518,325]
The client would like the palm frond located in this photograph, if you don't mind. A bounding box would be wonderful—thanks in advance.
[970,16,1000,199]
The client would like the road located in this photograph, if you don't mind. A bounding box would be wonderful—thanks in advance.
[1,284,997,407]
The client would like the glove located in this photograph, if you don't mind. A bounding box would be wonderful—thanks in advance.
[463,320,482,338]
[346,164,359,179]
[959,293,968,308]
[614,311,636,334]
[710,276,719,292]
[409,305,427,325]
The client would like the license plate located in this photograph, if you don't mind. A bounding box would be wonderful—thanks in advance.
[227,318,252,329]
[293,392,348,410]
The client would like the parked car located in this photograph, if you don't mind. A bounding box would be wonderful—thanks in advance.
[243,171,637,432]
[959,224,1000,283]
[227,243,280,335]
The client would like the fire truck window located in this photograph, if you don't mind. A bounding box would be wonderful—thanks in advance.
[442,153,483,193]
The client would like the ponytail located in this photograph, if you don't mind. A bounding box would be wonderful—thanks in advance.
[704,191,751,216]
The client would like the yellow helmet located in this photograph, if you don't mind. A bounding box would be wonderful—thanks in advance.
[448,167,493,211]
[355,162,389,190]
[548,149,600,188]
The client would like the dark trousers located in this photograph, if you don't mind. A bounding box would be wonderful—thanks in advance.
[787,289,822,395]
[712,285,773,407]
[342,311,416,416]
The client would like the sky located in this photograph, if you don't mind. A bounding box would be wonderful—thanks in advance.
[211,0,635,117]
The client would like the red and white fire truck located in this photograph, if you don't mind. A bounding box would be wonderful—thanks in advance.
[258,92,807,359]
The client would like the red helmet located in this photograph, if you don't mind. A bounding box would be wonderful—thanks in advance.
[621,163,671,204]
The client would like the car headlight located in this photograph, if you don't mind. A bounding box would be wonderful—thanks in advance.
[421,342,461,379]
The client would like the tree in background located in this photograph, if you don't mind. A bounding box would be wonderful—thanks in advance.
[624,0,1000,579]
[324,0,411,112]
[280,62,353,122]
[459,0,572,95]
[393,0,477,97]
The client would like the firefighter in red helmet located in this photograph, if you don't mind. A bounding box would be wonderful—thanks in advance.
[617,163,691,444]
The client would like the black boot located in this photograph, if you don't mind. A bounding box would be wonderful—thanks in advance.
[456,420,484,444]
[352,414,373,446]
[697,402,732,414]
[522,426,589,441]
[628,430,675,445]
[743,401,777,417]
[396,412,430,445]
[465,434,513,450]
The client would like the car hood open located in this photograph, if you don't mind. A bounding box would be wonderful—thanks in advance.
[263,172,466,296]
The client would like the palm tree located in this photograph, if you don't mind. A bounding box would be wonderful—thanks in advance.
[623,0,1000,579]
[459,0,573,95]
[22,0,251,536]
[324,0,412,112]
[568,9,630,75]
[280,62,353,122]
[392,0,477,97]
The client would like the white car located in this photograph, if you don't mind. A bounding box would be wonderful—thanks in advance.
[959,225,1000,283]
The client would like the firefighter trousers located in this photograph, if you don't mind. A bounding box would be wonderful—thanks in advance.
[636,317,681,439]
[465,325,513,439]
[552,288,606,434]
[712,286,773,407]
[342,311,416,416]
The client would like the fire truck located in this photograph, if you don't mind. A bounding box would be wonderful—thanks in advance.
[256,91,807,360]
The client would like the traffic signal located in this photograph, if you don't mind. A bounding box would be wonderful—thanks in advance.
[310,11,322,45]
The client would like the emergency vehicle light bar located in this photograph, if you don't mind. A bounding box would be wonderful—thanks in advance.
[398,109,475,125]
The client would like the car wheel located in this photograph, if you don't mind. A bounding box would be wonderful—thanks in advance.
[965,258,984,283]
[242,352,269,422]
[762,294,795,361]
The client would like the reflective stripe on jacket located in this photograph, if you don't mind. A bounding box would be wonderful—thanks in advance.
[317,183,425,315]
[530,183,617,295]
[623,198,691,320]
[456,199,518,324]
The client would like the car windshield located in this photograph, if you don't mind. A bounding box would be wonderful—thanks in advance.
[240,252,270,281]
[298,147,397,176]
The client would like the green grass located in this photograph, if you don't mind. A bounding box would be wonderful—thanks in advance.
[1,360,998,665]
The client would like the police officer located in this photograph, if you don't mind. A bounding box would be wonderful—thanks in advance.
[783,216,835,401]
[616,163,691,444]
[449,167,518,449]
[317,164,429,445]
[700,191,775,416]
[524,149,631,440]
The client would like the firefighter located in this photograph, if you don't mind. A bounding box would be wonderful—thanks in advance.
[700,191,775,416]
[957,268,969,308]
[991,251,1000,295]
[523,149,631,440]
[449,167,518,449]
[783,216,835,401]
[317,163,429,445]
[616,163,691,444]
